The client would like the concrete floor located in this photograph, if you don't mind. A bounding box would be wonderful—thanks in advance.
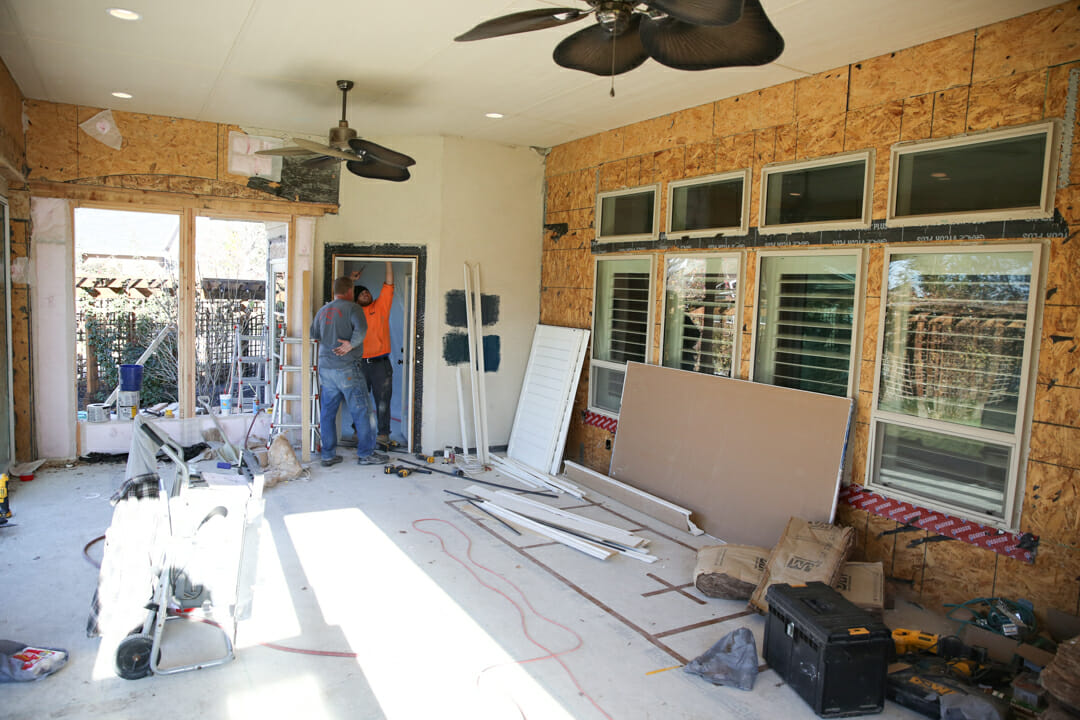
[0,455,934,720]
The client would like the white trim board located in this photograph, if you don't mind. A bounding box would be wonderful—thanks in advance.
[562,460,703,536]
[506,325,590,475]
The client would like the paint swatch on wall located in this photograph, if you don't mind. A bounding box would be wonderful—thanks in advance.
[442,332,501,371]
[445,290,500,327]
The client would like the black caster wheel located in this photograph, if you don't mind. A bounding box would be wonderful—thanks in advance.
[115,633,154,680]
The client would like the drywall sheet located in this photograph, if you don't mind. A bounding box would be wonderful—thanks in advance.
[609,363,852,547]
[506,325,589,474]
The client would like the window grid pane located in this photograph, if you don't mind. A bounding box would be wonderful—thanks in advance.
[756,256,857,397]
[662,256,739,376]
[671,178,743,233]
[878,253,1032,432]
[764,160,866,226]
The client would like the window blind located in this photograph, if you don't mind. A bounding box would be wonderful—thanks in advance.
[608,271,650,364]
[664,268,738,376]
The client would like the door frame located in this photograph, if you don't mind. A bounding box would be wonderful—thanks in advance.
[0,195,14,465]
[323,243,427,452]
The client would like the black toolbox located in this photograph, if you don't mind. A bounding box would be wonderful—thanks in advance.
[763,582,891,717]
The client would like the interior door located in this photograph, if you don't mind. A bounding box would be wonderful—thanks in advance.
[333,256,415,451]
[0,197,13,469]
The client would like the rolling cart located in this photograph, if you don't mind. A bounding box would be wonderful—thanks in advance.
[90,416,265,680]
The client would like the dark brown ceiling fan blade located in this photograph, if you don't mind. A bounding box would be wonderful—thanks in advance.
[302,155,342,170]
[346,159,411,182]
[455,8,587,42]
[553,15,649,76]
[645,0,744,26]
[348,138,416,168]
[254,146,315,157]
[640,0,784,70]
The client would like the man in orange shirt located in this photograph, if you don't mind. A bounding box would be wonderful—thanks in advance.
[352,262,396,450]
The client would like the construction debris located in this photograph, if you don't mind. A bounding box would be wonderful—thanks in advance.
[748,518,854,614]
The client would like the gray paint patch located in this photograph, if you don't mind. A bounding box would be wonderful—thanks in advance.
[442,332,500,372]
[445,290,500,328]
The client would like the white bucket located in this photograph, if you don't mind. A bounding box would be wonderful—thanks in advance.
[87,403,109,423]
[219,393,232,415]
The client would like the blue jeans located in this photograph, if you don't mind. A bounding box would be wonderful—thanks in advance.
[318,365,376,460]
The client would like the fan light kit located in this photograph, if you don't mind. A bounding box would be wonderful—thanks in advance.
[256,80,416,183]
[106,8,141,21]
[456,0,784,79]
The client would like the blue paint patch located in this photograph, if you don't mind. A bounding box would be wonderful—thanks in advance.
[442,332,469,365]
[482,334,500,372]
[445,290,500,327]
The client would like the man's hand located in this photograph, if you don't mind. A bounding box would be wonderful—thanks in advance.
[349,270,361,281]
[333,338,353,356]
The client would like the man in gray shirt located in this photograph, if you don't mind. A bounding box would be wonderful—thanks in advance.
[310,276,387,466]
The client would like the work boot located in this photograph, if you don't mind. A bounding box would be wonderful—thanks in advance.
[357,451,389,465]
[320,455,343,467]
[338,435,358,448]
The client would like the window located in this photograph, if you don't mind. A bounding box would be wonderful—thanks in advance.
[662,254,741,377]
[889,122,1057,226]
[596,185,659,242]
[666,171,749,237]
[760,152,873,233]
[590,256,655,414]
[752,251,860,397]
[868,246,1040,527]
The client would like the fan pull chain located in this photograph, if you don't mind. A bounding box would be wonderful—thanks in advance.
[609,31,616,97]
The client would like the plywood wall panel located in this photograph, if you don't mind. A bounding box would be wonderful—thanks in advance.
[684,141,715,177]
[75,108,217,179]
[1036,306,1079,386]
[539,287,592,328]
[1021,460,1079,545]
[966,71,1047,132]
[930,87,969,138]
[1045,61,1080,119]
[598,160,627,192]
[835,503,869,561]
[864,515,898,575]
[1030,422,1080,468]
[757,82,796,128]
[1032,382,1080,427]
[653,147,685,182]
[849,32,975,111]
[891,529,926,593]
[972,2,1080,84]
[622,105,712,158]
[0,57,24,171]
[850,421,869,486]
[1058,185,1080,225]
[862,294,880,362]
[796,68,849,124]
[1045,234,1080,307]
[544,224,590,252]
[167,176,217,195]
[900,94,934,141]
[10,283,32,460]
[845,102,902,151]
[993,542,1080,617]
[855,389,873,425]
[566,207,594,231]
[716,132,755,173]
[920,539,996,613]
[541,247,592,289]
[24,101,78,181]
[626,155,651,186]
[546,132,615,176]
[714,94,760,137]
[796,114,845,159]
[775,123,797,163]
[581,422,614,472]
[860,359,876,394]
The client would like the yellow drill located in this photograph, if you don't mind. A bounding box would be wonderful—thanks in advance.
[0,472,11,522]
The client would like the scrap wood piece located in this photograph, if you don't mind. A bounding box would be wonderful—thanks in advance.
[477,502,615,560]
[465,484,647,548]
[609,363,851,547]
[490,455,584,497]
[562,460,703,536]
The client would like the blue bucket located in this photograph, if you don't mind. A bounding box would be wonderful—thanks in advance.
[119,364,143,391]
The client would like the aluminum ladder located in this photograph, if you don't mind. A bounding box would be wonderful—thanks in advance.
[268,336,320,452]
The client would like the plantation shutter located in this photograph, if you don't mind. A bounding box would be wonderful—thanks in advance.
[663,255,739,376]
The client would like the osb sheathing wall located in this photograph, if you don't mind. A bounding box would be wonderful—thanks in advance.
[542,1,1080,619]
[0,58,32,461]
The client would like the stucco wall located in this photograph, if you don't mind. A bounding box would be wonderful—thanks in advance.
[539,2,1080,618]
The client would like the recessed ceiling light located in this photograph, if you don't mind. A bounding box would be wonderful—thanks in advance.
[930,172,949,179]
[485,112,504,119]
[788,192,802,197]
[107,8,141,21]
[111,91,133,99]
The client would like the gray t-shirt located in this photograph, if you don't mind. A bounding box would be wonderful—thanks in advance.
[310,298,366,369]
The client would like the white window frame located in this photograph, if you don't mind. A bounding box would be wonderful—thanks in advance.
[749,248,863,398]
[887,121,1059,227]
[596,184,660,243]
[659,252,743,377]
[588,254,656,416]
[759,150,874,234]
[665,170,750,238]
[865,243,1044,530]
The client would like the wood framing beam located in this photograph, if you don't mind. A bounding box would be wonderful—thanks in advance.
[178,207,196,418]
[28,180,337,217]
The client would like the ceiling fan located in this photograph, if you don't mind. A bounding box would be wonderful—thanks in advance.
[455,0,784,76]
[256,80,416,182]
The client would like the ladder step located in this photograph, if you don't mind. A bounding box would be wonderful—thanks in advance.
[271,423,304,429]
[275,394,301,400]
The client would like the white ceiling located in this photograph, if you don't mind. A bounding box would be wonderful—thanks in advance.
[0,0,1060,149]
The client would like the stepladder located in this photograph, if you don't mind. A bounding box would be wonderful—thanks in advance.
[268,336,320,454]
[228,324,270,413]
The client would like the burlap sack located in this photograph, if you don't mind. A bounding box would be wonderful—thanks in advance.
[748,517,854,613]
